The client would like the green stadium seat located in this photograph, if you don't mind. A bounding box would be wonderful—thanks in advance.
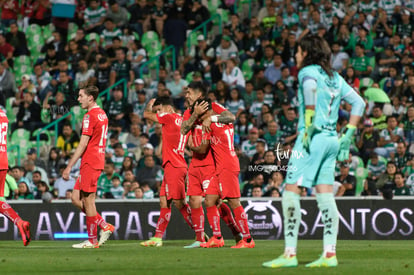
[5,97,17,124]
[67,23,78,42]
[27,24,42,37]
[141,31,160,49]
[359,77,374,89]
[42,23,55,41]
[14,55,31,67]
[10,128,31,144]
[86,33,99,42]
[31,128,52,149]
[242,58,255,81]
[378,77,388,90]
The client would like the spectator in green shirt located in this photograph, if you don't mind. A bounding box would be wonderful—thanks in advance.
[393,172,411,196]
[349,43,373,78]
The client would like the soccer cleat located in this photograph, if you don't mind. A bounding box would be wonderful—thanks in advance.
[17,220,31,246]
[262,254,298,268]
[140,237,163,247]
[184,241,206,248]
[234,233,243,243]
[98,223,115,246]
[200,236,224,248]
[72,240,99,249]
[203,232,210,242]
[231,239,255,249]
[306,255,338,268]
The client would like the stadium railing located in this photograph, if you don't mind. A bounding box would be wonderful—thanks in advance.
[35,111,75,158]
[186,13,222,51]
[139,45,177,79]
[100,78,128,101]
[7,144,21,166]
[34,79,128,158]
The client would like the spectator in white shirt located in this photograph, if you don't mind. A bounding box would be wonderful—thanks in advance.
[222,58,245,89]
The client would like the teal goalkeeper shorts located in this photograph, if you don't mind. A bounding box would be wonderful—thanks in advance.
[285,131,310,185]
[301,131,339,188]
[285,131,339,188]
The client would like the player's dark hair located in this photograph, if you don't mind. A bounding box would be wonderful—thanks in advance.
[190,98,212,115]
[153,96,173,107]
[80,85,99,101]
[187,81,208,98]
[298,34,333,77]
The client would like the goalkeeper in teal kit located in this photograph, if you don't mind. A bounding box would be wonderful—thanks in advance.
[263,35,365,268]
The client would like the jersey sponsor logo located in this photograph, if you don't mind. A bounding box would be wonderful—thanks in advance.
[97,113,107,121]
[175,118,182,126]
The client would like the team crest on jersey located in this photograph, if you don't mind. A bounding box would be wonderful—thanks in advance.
[175,118,182,126]
[98,113,107,121]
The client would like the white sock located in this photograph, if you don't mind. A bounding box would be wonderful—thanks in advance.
[284,247,296,256]
[323,244,336,256]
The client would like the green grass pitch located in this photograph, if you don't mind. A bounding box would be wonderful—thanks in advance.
[0,240,413,274]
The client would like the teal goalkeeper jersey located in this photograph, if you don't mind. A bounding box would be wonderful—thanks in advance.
[298,65,357,134]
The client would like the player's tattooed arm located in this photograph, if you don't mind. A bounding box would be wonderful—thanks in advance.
[143,98,158,122]
[181,112,198,135]
[217,110,235,124]
[180,101,209,135]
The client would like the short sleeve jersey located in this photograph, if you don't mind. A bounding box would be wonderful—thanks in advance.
[209,123,240,173]
[156,112,188,168]
[183,102,227,167]
[0,110,8,169]
[81,106,108,170]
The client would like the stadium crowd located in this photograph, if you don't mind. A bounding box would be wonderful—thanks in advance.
[0,0,414,201]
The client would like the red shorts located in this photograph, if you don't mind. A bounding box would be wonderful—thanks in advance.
[0,170,6,197]
[159,162,187,200]
[187,165,216,196]
[206,169,240,199]
[74,164,102,193]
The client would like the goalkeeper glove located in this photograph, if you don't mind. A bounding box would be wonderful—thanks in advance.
[337,124,356,161]
[302,124,321,153]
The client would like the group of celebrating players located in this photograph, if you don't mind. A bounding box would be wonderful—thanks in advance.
[0,35,366,269]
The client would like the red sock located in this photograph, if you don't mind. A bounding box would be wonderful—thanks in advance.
[233,206,251,241]
[154,208,171,238]
[191,207,205,242]
[179,204,193,229]
[81,207,107,230]
[0,201,21,225]
[96,213,108,229]
[86,215,98,244]
[218,203,240,236]
[206,206,221,237]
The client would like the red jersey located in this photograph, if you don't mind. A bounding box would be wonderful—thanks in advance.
[81,106,108,170]
[0,110,8,170]
[157,112,188,168]
[1,1,19,20]
[210,122,240,172]
[183,102,227,167]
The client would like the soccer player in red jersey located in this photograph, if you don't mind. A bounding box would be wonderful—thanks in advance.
[140,96,194,247]
[191,99,255,248]
[63,85,114,248]
[181,81,242,248]
[0,109,31,246]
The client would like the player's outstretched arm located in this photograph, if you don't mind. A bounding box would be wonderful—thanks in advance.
[62,135,91,180]
[143,98,159,123]
[216,110,235,124]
